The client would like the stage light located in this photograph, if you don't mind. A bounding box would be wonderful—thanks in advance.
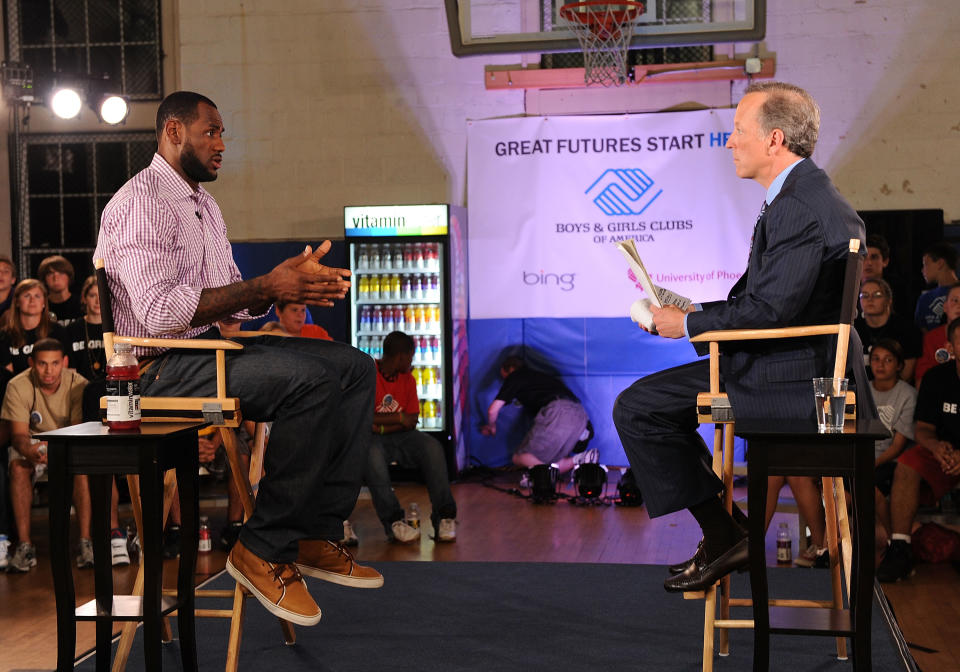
[573,463,607,499]
[98,95,129,124]
[615,468,643,507]
[50,87,82,119]
[528,464,559,503]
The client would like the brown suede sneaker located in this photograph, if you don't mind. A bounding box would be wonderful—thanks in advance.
[226,540,322,626]
[296,539,384,588]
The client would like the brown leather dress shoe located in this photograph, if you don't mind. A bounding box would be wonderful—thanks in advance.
[226,540,322,626]
[297,539,384,588]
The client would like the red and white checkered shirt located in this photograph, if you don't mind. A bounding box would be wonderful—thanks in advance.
[94,153,256,356]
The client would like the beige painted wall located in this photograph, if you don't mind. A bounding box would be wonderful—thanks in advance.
[1,0,958,255]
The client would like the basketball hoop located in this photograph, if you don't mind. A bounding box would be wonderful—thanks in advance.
[559,1,645,87]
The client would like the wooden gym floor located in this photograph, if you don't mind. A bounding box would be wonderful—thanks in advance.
[1,471,958,672]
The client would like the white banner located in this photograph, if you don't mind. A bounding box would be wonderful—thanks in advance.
[467,110,765,319]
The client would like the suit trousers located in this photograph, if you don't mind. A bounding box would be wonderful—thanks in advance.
[613,359,724,518]
[140,330,375,562]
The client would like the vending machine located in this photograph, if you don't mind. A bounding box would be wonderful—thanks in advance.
[343,204,469,473]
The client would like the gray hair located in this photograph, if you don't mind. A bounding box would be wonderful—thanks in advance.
[744,81,820,158]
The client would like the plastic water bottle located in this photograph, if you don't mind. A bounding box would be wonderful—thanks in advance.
[776,522,792,565]
[198,516,212,553]
[106,342,141,430]
[407,503,420,529]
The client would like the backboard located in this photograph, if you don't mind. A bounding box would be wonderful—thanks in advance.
[444,0,765,56]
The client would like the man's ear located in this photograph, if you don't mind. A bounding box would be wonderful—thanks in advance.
[164,118,182,146]
[63,354,69,368]
[27,356,33,368]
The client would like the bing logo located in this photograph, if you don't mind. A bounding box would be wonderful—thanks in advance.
[586,168,663,216]
[523,270,576,291]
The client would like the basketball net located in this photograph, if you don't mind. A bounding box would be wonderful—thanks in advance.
[559,2,645,87]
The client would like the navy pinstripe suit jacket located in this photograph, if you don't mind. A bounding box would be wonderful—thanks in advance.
[686,158,870,420]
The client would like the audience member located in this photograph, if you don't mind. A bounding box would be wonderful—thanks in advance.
[38,255,82,325]
[764,478,828,568]
[915,242,959,332]
[862,234,911,319]
[361,331,457,545]
[0,255,17,317]
[66,276,106,382]
[869,339,917,545]
[915,283,960,386]
[481,355,596,474]
[259,301,331,339]
[855,277,922,383]
[0,279,69,377]
[2,338,88,572]
[877,317,960,583]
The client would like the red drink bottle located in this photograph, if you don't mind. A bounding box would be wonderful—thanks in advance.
[106,342,141,430]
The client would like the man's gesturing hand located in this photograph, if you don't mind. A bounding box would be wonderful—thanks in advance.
[270,242,352,307]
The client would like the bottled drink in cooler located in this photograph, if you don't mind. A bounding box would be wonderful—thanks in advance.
[434,400,443,428]
[357,244,368,269]
[393,306,404,332]
[393,244,405,269]
[384,305,396,333]
[415,306,427,332]
[389,274,401,300]
[411,274,423,300]
[369,274,381,301]
[416,335,427,362]
[412,367,423,393]
[360,306,371,332]
[370,245,381,269]
[372,306,384,333]
[429,335,439,363]
[422,400,437,429]
[413,243,425,269]
[427,305,440,332]
[382,244,393,268]
[403,243,414,267]
[426,243,439,270]
[401,274,412,300]
[429,275,439,300]
[372,339,382,360]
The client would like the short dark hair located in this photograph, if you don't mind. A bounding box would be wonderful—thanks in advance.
[924,242,959,271]
[0,255,15,275]
[156,91,218,142]
[37,254,74,284]
[500,356,524,373]
[870,338,904,365]
[382,331,415,358]
[275,300,305,312]
[948,316,960,343]
[865,234,890,260]
[32,337,65,356]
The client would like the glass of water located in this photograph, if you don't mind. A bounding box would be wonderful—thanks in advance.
[812,377,848,433]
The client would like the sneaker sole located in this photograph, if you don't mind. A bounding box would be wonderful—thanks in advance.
[297,564,384,589]
[112,557,131,567]
[8,560,37,572]
[226,557,322,626]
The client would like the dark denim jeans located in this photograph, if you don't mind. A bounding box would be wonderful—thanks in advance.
[365,430,456,534]
[141,331,375,562]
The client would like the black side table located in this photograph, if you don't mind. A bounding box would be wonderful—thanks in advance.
[735,418,888,672]
[39,421,206,672]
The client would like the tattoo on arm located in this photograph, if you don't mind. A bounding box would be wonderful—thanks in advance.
[191,277,273,327]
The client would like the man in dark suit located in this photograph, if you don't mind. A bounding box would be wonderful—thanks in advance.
[613,82,868,592]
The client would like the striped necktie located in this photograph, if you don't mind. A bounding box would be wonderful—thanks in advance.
[748,200,767,263]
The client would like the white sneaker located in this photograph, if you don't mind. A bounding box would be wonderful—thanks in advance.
[340,520,359,547]
[437,518,457,543]
[390,519,420,544]
[0,537,10,569]
[573,448,600,466]
[9,542,37,572]
[111,535,131,566]
[76,537,94,569]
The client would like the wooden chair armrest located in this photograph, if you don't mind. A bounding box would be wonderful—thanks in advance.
[689,324,840,343]
[114,336,244,350]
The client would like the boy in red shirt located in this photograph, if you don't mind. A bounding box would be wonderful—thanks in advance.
[364,331,457,543]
